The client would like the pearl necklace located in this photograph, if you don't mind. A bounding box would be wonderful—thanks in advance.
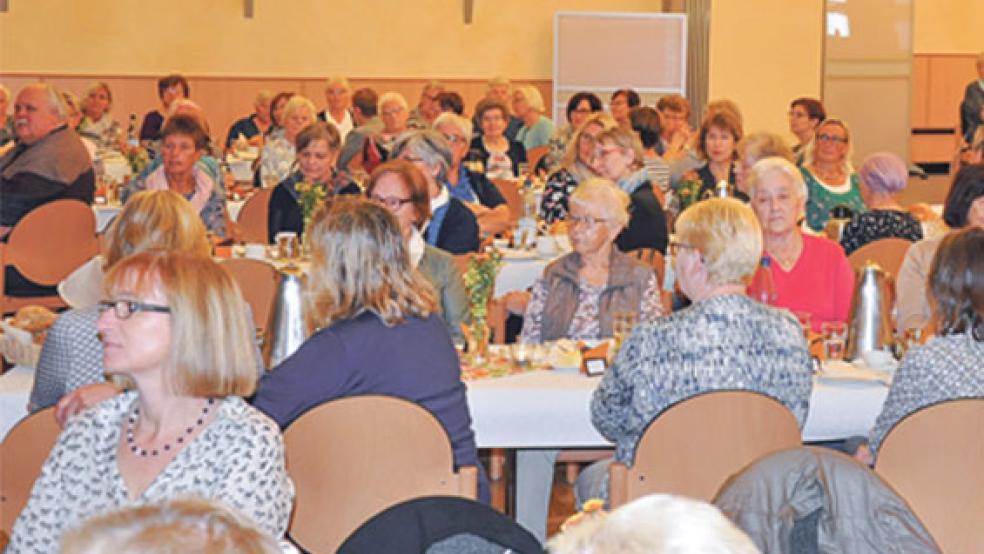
[126,398,215,457]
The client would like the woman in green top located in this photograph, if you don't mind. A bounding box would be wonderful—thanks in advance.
[799,118,866,232]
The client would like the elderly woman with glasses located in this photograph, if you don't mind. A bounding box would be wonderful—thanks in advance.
[467,98,527,180]
[839,152,923,255]
[540,113,616,224]
[9,251,294,551]
[259,95,317,187]
[579,198,813,505]
[800,118,867,232]
[519,178,661,344]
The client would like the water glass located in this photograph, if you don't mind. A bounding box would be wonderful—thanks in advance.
[510,342,531,368]
[275,232,299,260]
[821,321,847,361]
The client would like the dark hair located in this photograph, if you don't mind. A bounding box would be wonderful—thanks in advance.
[565,92,602,123]
[611,89,640,108]
[268,92,295,127]
[630,106,663,152]
[943,164,984,228]
[161,114,208,150]
[475,98,509,122]
[365,159,432,227]
[436,91,464,115]
[157,74,190,99]
[929,227,984,341]
[698,110,743,161]
[790,97,826,122]
[296,121,342,152]
[352,88,379,118]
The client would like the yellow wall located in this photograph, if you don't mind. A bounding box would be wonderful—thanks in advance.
[913,0,984,53]
[0,0,661,78]
[707,0,824,139]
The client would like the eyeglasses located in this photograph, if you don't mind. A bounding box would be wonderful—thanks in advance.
[443,133,466,144]
[668,241,697,256]
[371,195,413,210]
[593,146,620,159]
[816,133,848,144]
[98,300,171,320]
[572,108,593,115]
[568,215,610,229]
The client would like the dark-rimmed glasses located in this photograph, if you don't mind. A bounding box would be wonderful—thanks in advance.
[98,300,171,320]
[371,195,413,210]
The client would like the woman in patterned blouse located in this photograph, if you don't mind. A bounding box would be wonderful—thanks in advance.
[839,152,923,255]
[539,113,616,224]
[869,227,984,454]
[9,251,293,552]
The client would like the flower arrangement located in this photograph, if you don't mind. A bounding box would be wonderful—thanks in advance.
[294,181,327,232]
[676,170,702,212]
[124,147,150,176]
[463,250,503,321]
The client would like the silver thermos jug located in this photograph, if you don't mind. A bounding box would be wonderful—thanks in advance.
[845,261,895,360]
[262,265,310,368]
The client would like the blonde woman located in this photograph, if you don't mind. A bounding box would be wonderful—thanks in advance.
[318,75,354,140]
[10,251,294,551]
[252,196,488,501]
[512,84,555,151]
[259,94,317,185]
[800,118,866,232]
[540,113,616,223]
[79,81,121,149]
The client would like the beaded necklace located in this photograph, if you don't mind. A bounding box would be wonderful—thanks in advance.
[126,398,215,457]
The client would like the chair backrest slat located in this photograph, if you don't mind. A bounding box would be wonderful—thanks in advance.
[0,408,61,535]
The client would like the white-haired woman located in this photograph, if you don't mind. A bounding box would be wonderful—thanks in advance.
[747,157,854,331]
[434,112,511,236]
[839,152,923,255]
[362,91,410,173]
[581,198,813,504]
[318,75,354,141]
[520,178,661,344]
[467,98,527,179]
[800,118,866,232]
[78,81,121,149]
[259,94,316,186]
[513,85,555,151]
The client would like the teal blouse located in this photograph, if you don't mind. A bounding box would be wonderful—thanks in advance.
[800,167,866,232]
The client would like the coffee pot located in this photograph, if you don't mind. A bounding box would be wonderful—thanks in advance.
[845,261,895,360]
[262,265,310,368]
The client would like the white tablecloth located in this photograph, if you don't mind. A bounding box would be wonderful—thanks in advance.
[0,366,32,441]
[494,256,550,298]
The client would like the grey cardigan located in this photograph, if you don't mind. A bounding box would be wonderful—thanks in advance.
[418,244,469,340]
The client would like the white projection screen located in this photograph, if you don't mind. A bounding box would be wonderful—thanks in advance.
[553,11,687,124]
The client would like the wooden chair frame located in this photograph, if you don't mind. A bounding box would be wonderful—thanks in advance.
[0,408,61,535]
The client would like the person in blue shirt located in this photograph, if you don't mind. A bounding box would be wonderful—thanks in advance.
[225,90,273,151]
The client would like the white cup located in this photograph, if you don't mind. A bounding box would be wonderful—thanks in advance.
[536,235,557,257]
[244,243,266,260]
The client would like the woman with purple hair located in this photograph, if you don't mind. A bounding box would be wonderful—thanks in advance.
[839,152,923,255]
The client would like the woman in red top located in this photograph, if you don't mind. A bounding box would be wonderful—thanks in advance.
[746,157,854,331]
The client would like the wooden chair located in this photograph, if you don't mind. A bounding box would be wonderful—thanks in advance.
[285,395,478,553]
[0,200,99,316]
[526,145,550,174]
[220,258,280,335]
[492,178,523,222]
[0,408,61,535]
[875,399,984,553]
[608,390,802,508]
[846,237,912,278]
[235,187,273,244]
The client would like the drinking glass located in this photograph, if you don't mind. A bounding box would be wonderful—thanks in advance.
[510,342,531,368]
[821,321,847,361]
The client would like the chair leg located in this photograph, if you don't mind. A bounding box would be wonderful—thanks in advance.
[565,462,580,485]
[490,448,506,481]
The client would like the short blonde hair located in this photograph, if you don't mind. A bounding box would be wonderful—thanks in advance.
[282,95,317,123]
[515,85,545,113]
[60,497,281,554]
[802,117,854,173]
[737,132,794,166]
[84,81,113,108]
[675,197,763,287]
[747,156,808,202]
[253,89,273,108]
[305,197,438,332]
[378,91,409,113]
[105,190,210,269]
[433,111,473,140]
[104,251,257,397]
[324,75,351,93]
[595,127,646,171]
[487,75,511,89]
[570,178,631,230]
[561,113,618,170]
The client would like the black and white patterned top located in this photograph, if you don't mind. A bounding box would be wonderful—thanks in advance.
[8,392,294,552]
[839,209,923,256]
[591,294,814,464]
[869,332,984,454]
[29,307,103,413]
[539,167,580,223]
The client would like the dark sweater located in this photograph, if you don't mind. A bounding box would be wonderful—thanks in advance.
[267,171,361,243]
[425,197,481,254]
[466,137,527,178]
[252,312,488,501]
[616,183,668,254]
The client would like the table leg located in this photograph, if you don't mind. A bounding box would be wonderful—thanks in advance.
[515,448,559,544]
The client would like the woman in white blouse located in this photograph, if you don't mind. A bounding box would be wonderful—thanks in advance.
[9,251,293,552]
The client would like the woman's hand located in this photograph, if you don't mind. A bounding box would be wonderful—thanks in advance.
[55,383,120,427]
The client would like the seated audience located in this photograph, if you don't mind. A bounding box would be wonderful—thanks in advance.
[591,127,668,253]
[365,159,468,337]
[9,251,294,550]
[512,85,555,151]
[78,81,121,149]
[224,89,273,150]
[471,76,523,140]
[630,106,670,195]
[467,98,527,179]
[1,83,95,297]
[735,131,794,196]
[897,164,984,331]
[60,497,282,554]
[800,118,866,232]
[609,88,640,131]
[547,494,759,554]
[436,90,464,115]
[0,83,14,147]
[788,96,826,161]
[434,112,511,236]
[870,227,984,454]
[259,94,316,186]
[539,113,615,223]
[393,130,480,254]
[139,74,188,144]
[267,121,360,242]
[362,91,410,173]
[317,76,354,141]
[337,87,381,171]
[265,91,294,140]
[695,108,743,201]
[30,190,212,412]
[61,92,97,160]
[747,157,854,331]
[520,178,661,343]
[407,80,444,129]
[541,91,603,174]
[125,114,226,236]
[839,152,923,255]
[582,198,813,502]
[251,196,488,500]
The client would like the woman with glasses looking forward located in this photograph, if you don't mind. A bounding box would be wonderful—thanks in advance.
[800,118,867,232]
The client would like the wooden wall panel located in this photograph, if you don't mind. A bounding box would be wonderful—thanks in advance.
[925,55,977,129]
[910,55,930,128]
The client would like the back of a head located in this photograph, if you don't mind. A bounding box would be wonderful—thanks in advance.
[105,189,210,269]
[352,87,379,117]
[737,132,794,165]
[675,198,762,287]
[630,107,662,150]
[858,152,908,195]
[929,226,984,340]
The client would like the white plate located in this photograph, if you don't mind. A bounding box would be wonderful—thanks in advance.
[0,318,42,368]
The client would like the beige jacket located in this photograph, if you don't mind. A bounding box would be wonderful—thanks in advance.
[895,235,944,332]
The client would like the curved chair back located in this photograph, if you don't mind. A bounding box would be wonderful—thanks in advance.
[1,200,98,315]
[236,188,273,244]
[492,178,523,222]
[875,399,984,553]
[220,258,280,335]
[0,408,61,534]
[285,395,478,553]
[847,237,912,278]
[608,390,802,508]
